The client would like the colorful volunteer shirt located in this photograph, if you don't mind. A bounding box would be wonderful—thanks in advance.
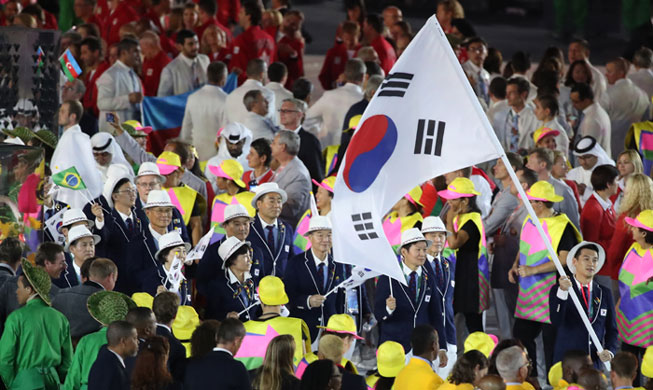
[383,211,424,254]
[617,242,653,348]
[210,192,256,240]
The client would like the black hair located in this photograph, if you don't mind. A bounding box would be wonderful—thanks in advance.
[564,60,593,87]
[411,324,437,355]
[107,320,135,347]
[80,36,102,53]
[484,47,503,75]
[112,178,131,195]
[489,77,507,99]
[518,167,538,188]
[224,244,251,268]
[364,61,383,77]
[217,318,246,344]
[242,0,263,26]
[292,78,313,101]
[365,13,383,34]
[506,77,530,96]
[117,37,139,56]
[464,36,487,48]
[571,82,594,101]
[176,29,197,45]
[268,62,288,83]
[506,152,524,171]
[638,227,653,244]
[300,360,336,390]
[80,256,98,280]
[198,0,216,15]
[532,70,560,96]
[511,51,531,73]
[535,94,559,116]
[451,18,476,38]
[590,164,619,191]
[0,237,23,267]
[250,138,272,167]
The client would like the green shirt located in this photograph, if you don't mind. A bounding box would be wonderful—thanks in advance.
[0,298,73,388]
[63,327,107,390]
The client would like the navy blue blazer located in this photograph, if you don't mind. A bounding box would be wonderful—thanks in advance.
[425,254,456,346]
[284,250,347,342]
[157,324,187,382]
[134,196,190,242]
[196,237,265,296]
[95,207,144,269]
[119,225,162,295]
[373,264,447,353]
[52,252,79,289]
[204,269,259,322]
[247,215,295,277]
[550,280,619,367]
[183,350,251,390]
[87,345,130,390]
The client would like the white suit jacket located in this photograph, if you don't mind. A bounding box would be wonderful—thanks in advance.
[628,68,653,99]
[606,78,650,158]
[266,81,293,125]
[180,84,228,161]
[242,111,277,141]
[225,79,276,125]
[96,60,142,133]
[157,53,210,97]
[304,82,363,147]
[578,102,612,157]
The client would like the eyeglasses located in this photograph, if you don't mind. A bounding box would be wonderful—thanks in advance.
[117,188,137,195]
[137,182,159,189]
[279,109,300,114]
[153,208,174,215]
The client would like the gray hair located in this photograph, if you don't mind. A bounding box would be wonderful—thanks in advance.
[365,75,384,100]
[282,98,307,114]
[633,47,653,69]
[345,58,367,83]
[71,79,86,95]
[243,90,263,111]
[496,346,527,381]
[277,130,300,156]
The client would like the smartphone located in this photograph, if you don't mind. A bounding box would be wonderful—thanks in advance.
[106,113,115,123]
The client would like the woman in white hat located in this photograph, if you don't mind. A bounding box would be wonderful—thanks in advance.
[373,227,448,362]
[205,236,259,321]
[140,232,192,305]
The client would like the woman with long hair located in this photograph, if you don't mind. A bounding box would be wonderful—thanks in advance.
[564,60,593,87]
[131,336,173,390]
[300,360,342,390]
[190,320,221,359]
[607,174,653,281]
[612,150,644,211]
[253,335,300,390]
[440,350,488,390]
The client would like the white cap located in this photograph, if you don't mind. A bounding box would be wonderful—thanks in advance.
[143,190,174,209]
[221,204,252,226]
[251,182,288,208]
[60,208,94,232]
[154,231,191,260]
[137,162,165,183]
[421,216,449,235]
[218,236,251,268]
[103,172,133,209]
[304,215,332,236]
[65,225,100,251]
[400,228,431,248]
[566,241,605,275]
[221,122,249,144]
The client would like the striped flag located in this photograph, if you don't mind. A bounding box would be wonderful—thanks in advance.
[59,49,82,82]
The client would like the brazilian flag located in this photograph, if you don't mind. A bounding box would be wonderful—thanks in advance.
[52,167,86,190]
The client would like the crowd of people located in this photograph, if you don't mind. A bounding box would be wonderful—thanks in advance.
[1,0,653,389]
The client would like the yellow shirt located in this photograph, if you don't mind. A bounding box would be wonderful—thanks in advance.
[437,382,474,390]
[395,357,444,390]
[506,382,534,390]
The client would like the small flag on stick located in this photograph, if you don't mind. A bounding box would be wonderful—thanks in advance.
[59,48,82,82]
[52,167,87,190]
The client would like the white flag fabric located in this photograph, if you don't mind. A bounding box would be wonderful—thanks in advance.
[339,266,380,290]
[44,207,67,246]
[186,229,213,262]
[164,255,185,293]
[332,15,503,283]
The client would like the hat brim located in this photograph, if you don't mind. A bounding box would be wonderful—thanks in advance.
[303,226,333,237]
[87,291,137,325]
[136,126,153,134]
[251,188,288,208]
[315,327,364,340]
[400,237,432,248]
[566,241,606,275]
[154,242,192,261]
[523,193,564,203]
[439,189,479,199]
[65,233,101,251]
[209,164,246,188]
[312,179,334,193]
[421,227,451,236]
[260,293,289,306]
[536,130,560,143]
[33,132,57,148]
[58,218,95,233]
[157,163,180,175]
[21,259,51,305]
[625,216,653,231]
[221,241,252,269]
[143,202,175,210]
[220,214,253,227]
[137,172,166,184]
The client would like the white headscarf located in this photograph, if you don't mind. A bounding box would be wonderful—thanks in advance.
[91,132,133,180]
[572,135,615,170]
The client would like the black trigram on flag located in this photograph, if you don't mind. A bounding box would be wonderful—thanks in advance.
[378,73,414,97]
[414,119,445,156]
[351,212,379,240]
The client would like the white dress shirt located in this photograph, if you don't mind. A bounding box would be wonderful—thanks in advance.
[462,60,491,104]
[157,53,210,96]
[498,105,539,152]
[578,102,612,157]
[225,79,276,125]
[304,82,364,147]
[96,60,143,133]
[628,67,653,98]
[180,84,228,161]
[266,81,293,124]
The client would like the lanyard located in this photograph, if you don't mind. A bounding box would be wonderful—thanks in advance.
[580,284,590,315]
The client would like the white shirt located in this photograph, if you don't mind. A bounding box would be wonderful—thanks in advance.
[266,81,293,125]
[72,260,82,283]
[117,210,133,223]
[96,60,143,133]
[487,99,510,138]
[462,60,490,102]
[213,347,233,356]
[311,249,328,266]
[498,105,539,152]
[386,262,423,315]
[225,79,276,125]
[510,74,538,103]
[567,164,595,206]
[259,215,278,232]
[471,174,492,218]
[149,224,164,242]
[628,67,653,98]
[157,53,210,96]
[587,61,609,108]
[304,83,364,147]
[590,191,612,211]
[227,268,252,285]
[556,276,593,301]
[180,84,228,161]
[578,102,612,157]
[241,111,277,141]
[606,78,650,159]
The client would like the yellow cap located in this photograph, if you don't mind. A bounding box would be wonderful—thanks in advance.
[317,314,363,339]
[643,346,653,378]
[131,292,154,308]
[156,151,182,175]
[209,159,246,188]
[464,332,497,358]
[377,341,406,377]
[548,361,563,386]
[525,181,564,203]
[439,177,480,199]
[533,127,560,144]
[172,305,200,357]
[312,176,336,193]
[625,209,653,232]
[405,186,424,208]
[257,276,289,305]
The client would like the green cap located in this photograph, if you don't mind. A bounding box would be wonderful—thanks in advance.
[33,129,58,149]
[21,259,52,305]
[87,291,137,326]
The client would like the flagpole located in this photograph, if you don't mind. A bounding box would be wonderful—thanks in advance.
[432,17,610,368]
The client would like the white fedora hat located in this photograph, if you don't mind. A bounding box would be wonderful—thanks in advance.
[137,162,165,184]
[218,236,252,268]
[65,225,100,251]
[143,190,174,209]
[304,215,332,236]
[566,241,605,275]
[251,182,288,209]
[103,173,133,209]
[421,216,450,235]
[221,204,252,227]
[400,228,431,248]
[154,231,191,260]
[59,208,94,232]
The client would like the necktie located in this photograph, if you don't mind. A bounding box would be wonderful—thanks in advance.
[509,112,520,153]
[316,262,326,292]
[191,60,200,89]
[582,285,591,316]
[266,225,275,253]
[434,259,444,290]
[409,271,417,303]
[126,217,134,233]
[478,72,489,105]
